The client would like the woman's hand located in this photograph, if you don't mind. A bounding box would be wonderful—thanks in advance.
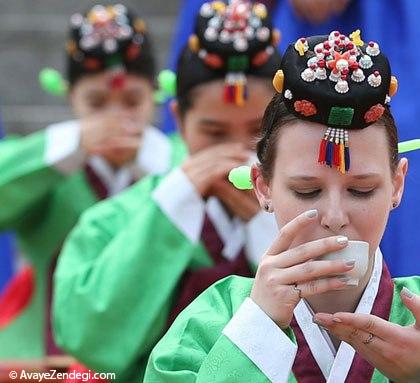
[181,143,250,197]
[313,288,420,383]
[80,111,143,164]
[251,209,356,329]
[209,179,260,222]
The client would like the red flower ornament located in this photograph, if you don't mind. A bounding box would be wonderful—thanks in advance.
[364,103,385,123]
[294,100,317,117]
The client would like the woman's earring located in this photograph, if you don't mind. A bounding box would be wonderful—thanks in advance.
[392,202,398,209]
[264,202,273,213]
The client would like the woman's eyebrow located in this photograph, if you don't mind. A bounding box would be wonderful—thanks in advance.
[198,119,229,128]
[287,176,319,181]
[351,173,381,179]
[287,173,381,182]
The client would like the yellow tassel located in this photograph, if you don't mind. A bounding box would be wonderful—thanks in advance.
[235,84,244,106]
[339,143,345,174]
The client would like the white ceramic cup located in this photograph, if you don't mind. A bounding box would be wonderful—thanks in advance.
[319,240,369,285]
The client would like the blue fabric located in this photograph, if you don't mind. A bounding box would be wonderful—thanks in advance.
[163,0,420,276]
[273,0,420,276]
[0,115,15,292]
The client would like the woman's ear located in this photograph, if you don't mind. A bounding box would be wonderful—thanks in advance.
[251,164,272,210]
[391,158,408,209]
[170,99,185,137]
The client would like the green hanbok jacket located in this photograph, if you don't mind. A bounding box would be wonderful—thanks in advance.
[0,120,183,359]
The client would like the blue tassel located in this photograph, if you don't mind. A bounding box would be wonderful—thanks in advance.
[345,146,350,171]
[326,140,333,167]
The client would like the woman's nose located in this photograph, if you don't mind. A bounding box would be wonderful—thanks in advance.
[320,200,350,233]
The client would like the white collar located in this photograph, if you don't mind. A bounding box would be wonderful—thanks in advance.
[206,197,246,261]
[294,248,383,382]
[87,156,133,197]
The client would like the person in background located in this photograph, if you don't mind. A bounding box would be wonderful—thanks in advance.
[53,1,281,381]
[0,3,175,362]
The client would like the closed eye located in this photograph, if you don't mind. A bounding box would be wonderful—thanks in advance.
[293,189,321,199]
[348,188,376,198]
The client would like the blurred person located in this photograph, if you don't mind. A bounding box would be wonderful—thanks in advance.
[53,1,281,381]
[0,3,177,362]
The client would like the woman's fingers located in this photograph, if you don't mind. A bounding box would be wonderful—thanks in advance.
[280,259,355,285]
[273,235,348,268]
[295,275,353,297]
[324,312,404,342]
[265,209,319,256]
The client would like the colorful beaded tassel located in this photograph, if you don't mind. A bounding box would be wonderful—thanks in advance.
[318,127,350,173]
[224,73,248,106]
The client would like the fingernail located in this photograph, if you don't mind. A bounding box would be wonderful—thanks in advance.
[402,287,414,299]
[338,275,351,282]
[306,209,318,218]
[345,259,355,267]
[312,318,329,331]
[346,279,359,286]
[332,317,342,323]
[336,236,348,245]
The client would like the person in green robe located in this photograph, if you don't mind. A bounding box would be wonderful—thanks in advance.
[0,4,178,361]
[144,29,420,382]
[53,1,283,381]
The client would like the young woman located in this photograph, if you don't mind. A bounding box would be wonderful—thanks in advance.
[53,1,282,381]
[144,31,420,382]
[0,4,173,360]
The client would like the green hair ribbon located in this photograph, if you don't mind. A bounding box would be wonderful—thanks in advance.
[154,69,177,104]
[39,68,68,96]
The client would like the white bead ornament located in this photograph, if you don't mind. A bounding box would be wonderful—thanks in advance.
[315,67,327,80]
[244,26,254,39]
[368,72,382,87]
[366,41,380,56]
[204,27,218,42]
[351,68,365,82]
[301,68,316,82]
[335,79,349,93]
[329,71,340,82]
[284,89,293,99]
[257,27,270,42]
[234,38,248,52]
[200,3,214,17]
[359,55,373,69]
[219,30,231,43]
[70,13,83,27]
[103,39,117,53]
[209,17,221,28]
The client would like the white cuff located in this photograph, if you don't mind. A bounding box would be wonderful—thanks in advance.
[152,167,205,243]
[223,297,297,383]
[44,120,86,174]
[245,211,278,267]
[135,126,171,176]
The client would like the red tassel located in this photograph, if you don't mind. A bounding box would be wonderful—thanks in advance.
[333,142,340,167]
[0,266,35,329]
[223,85,230,103]
[318,139,327,164]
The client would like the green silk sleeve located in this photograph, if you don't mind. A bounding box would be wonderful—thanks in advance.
[145,276,297,383]
[0,132,63,229]
[53,176,205,381]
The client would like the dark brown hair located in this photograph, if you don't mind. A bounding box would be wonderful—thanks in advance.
[256,93,399,179]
